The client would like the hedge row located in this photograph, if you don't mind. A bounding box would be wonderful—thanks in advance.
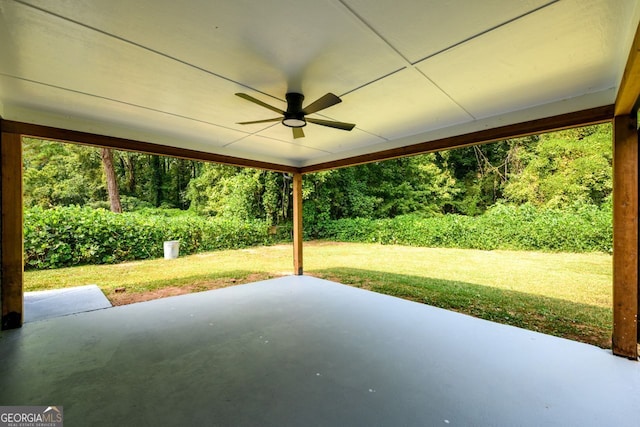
[311,203,612,253]
[25,203,611,270]
[24,206,290,269]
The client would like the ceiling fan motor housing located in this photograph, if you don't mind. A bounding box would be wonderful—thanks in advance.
[282,93,306,128]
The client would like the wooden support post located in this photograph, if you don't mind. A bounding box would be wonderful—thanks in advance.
[292,172,303,276]
[612,114,638,359]
[1,131,24,330]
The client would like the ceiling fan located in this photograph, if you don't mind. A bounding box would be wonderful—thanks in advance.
[235,92,355,139]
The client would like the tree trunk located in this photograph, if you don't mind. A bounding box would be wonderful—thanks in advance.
[123,153,136,193]
[151,155,162,207]
[100,147,122,213]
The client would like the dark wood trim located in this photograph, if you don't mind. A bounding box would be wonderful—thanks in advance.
[615,22,640,116]
[3,105,615,175]
[1,130,24,330]
[612,114,639,359]
[292,173,303,276]
[2,120,299,173]
[301,105,614,173]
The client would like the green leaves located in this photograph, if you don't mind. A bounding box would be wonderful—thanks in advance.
[502,124,612,208]
[185,165,290,225]
[24,206,284,269]
[23,138,104,208]
[312,203,612,253]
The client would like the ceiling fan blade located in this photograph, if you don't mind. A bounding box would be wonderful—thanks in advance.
[302,93,341,115]
[307,117,355,131]
[292,127,305,139]
[236,118,281,125]
[235,93,285,115]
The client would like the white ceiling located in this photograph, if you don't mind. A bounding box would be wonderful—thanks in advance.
[0,0,638,168]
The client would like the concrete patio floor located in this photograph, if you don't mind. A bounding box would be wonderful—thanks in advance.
[24,284,112,323]
[1,275,638,426]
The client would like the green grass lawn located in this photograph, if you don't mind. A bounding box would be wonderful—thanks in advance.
[25,241,612,348]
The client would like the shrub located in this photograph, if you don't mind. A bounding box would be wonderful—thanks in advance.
[24,206,287,269]
[25,203,611,270]
[310,203,612,253]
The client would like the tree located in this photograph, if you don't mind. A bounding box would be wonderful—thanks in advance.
[185,164,263,219]
[22,124,613,219]
[502,124,612,207]
[440,136,537,214]
[22,138,104,208]
[301,154,459,225]
[119,151,138,194]
[100,148,122,213]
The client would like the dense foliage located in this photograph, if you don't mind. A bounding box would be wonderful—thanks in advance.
[24,206,289,269]
[23,124,612,221]
[23,138,201,210]
[312,202,612,253]
[22,123,613,268]
[24,200,612,269]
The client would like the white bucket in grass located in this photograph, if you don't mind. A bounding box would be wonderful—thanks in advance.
[163,240,180,259]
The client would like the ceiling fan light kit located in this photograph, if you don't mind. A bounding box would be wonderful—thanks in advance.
[282,118,306,128]
[236,92,355,139]
[282,93,306,128]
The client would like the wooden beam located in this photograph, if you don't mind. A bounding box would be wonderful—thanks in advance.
[615,21,640,116]
[612,114,639,359]
[2,120,299,174]
[1,130,24,330]
[292,173,303,276]
[301,105,614,173]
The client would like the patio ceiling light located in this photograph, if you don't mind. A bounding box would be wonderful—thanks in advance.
[282,117,307,128]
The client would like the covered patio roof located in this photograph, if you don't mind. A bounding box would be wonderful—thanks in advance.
[1,1,639,359]
[0,0,637,170]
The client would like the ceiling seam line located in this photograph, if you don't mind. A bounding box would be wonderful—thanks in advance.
[413,69,476,120]
[351,128,390,142]
[410,0,561,66]
[336,0,559,69]
[336,0,552,122]
[408,0,560,121]
[222,124,280,147]
[1,73,246,134]
[340,67,406,97]
[223,133,334,154]
[336,0,413,66]
[13,0,282,103]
